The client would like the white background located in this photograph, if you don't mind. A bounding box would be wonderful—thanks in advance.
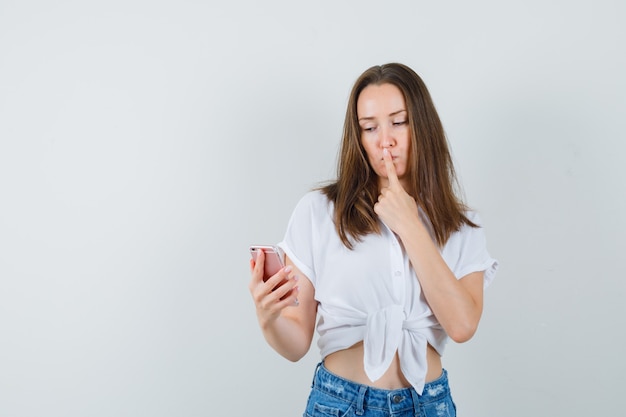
[1,1,624,416]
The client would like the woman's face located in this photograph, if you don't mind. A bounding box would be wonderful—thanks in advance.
[357,82,411,189]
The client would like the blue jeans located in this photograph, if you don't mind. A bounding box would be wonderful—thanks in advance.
[304,362,456,417]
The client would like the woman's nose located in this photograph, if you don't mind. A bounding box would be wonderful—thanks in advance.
[380,126,395,148]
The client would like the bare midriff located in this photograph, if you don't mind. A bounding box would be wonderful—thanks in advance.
[323,342,442,390]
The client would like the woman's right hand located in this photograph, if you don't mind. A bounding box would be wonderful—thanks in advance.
[248,248,300,328]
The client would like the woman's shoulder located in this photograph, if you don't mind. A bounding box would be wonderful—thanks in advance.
[451,209,486,238]
[462,209,484,228]
[438,210,486,256]
[294,189,333,210]
[287,189,334,222]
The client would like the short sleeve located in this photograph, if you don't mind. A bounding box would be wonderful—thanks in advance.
[441,212,499,289]
[277,192,320,284]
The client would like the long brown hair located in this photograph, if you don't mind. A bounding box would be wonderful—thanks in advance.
[321,63,476,249]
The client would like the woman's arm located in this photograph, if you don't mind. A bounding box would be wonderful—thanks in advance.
[374,149,483,343]
[397,221,484,343]
[249,250,317,361]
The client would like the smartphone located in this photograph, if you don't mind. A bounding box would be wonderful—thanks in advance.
[249,245,285,281]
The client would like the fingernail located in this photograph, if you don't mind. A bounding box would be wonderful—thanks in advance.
[293,275,299,281]
[383,148,389,156]
[294,298,300,306]
[284,266,293,273]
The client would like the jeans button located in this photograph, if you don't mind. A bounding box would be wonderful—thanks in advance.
[392,395,403,404]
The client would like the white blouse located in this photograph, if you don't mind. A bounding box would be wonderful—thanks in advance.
[278,191,498,394]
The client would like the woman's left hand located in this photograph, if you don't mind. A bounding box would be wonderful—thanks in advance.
[374,148,421,235]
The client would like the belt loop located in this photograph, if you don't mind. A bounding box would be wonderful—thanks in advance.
[311,362,322,388]
[410,388,421,416]
[355,385,367,415]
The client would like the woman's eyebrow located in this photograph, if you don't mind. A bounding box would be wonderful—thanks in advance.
[358,109,406,122]
[358,109,407,122]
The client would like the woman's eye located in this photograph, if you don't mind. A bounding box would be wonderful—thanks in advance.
[393,120,407,126]
[362,126,376,132]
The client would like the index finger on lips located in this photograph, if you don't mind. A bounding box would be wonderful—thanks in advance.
[383,148,400,187]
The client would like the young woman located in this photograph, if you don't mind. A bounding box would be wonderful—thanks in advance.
[249,63,498,417]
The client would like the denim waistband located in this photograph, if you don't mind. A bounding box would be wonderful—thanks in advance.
[311,362,451,415]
